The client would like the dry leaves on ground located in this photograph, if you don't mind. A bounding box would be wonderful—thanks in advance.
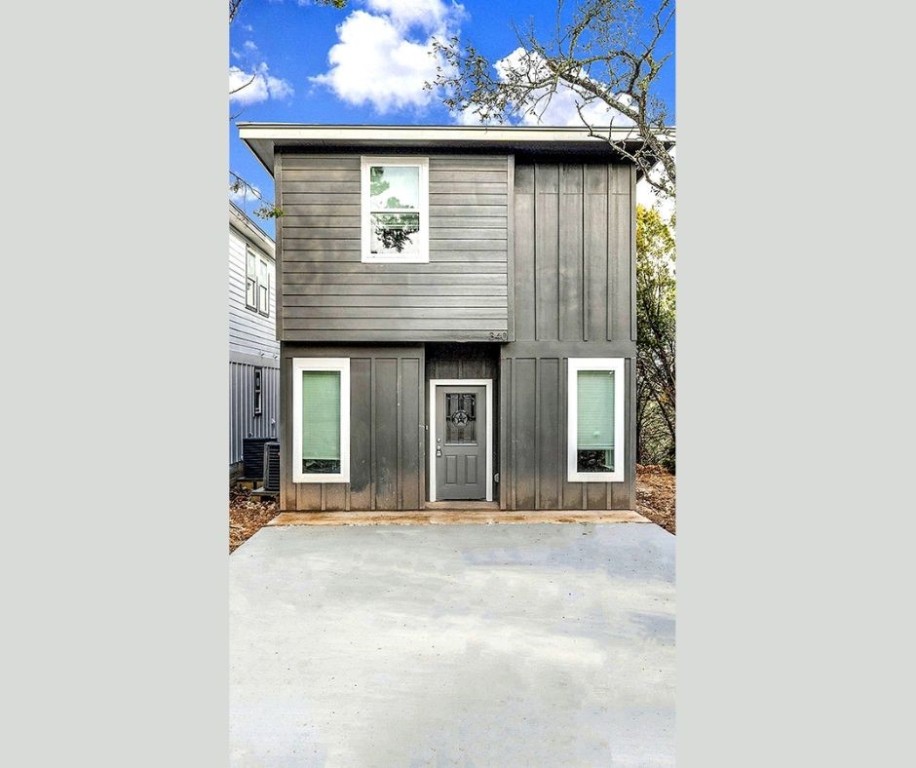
[229,486,279,553]
[636,464,676,534]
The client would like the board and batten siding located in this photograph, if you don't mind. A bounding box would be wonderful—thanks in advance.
[280,345,425,512]
[276,153,510,343]
[501,159,636,510]
[499,347,636,511]
[512,161,635,343]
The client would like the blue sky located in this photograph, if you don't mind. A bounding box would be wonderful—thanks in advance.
[229,0,675,231]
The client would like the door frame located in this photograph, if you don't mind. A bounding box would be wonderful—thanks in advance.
[428,378,493,502]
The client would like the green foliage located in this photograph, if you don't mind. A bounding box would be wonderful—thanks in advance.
[636,204,676,471]
[254,204,285,220]
[369,167,390,198]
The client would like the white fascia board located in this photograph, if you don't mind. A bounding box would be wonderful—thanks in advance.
[238,123,673,146]
[238,124,675,174]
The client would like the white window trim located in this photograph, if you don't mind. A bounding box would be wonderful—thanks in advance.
[245,246,258,311]
[245,246,270,317]
[257,256,270,317]
[360,156,429,264]
[292,358,350,484]
[428,379,493,502]
[567,358,626,483]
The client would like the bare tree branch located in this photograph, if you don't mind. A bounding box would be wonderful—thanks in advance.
[429,0,675,198]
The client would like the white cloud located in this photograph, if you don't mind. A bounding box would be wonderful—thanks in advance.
[637,147,675,222]
[243,40,259,53]
[230,183,262,205]
[475,47,635,129]
[365,0,463,31]
[311,2,464,114]
[229,64,294,106]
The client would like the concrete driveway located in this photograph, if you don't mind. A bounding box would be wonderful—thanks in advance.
[230,521,675,767]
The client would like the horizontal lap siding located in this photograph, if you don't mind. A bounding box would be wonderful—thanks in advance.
[277,153,510,342]
[229,228,279,358]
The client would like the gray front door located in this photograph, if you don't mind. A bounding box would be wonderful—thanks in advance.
[435,385,487,500]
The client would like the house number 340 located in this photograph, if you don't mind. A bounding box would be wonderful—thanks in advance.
[488,331,508,340]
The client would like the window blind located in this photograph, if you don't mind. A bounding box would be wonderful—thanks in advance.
[577,370,615,450]
[301,371,341,459]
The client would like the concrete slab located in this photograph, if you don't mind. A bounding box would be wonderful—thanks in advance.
[230,523,675,767]
[270,509,651,526]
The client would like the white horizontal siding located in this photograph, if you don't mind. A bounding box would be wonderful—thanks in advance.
[229,228,280,358]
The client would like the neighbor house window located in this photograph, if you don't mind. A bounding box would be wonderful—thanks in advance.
[361,156,429,263]
[292,358,350,483]
[253,367,262,416]
[567,358,625,483]
[245,246,270,316]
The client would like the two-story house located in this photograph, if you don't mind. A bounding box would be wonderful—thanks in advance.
[229,200,279,476]
[238,125,642,512]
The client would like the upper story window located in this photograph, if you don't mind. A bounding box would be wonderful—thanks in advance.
[245,246,270,316]
[361,157,429,263]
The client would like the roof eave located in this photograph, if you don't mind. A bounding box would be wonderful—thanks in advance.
[238,124,675,178]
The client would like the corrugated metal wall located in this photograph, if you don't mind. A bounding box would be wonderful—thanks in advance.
[229,361,280,465]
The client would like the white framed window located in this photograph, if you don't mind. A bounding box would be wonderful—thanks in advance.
[257,257,270,317]
[360,156,429,263]
[253,367,263,416]
[245,246,270,316]
[292,358,350,483]
[567,358,625,483]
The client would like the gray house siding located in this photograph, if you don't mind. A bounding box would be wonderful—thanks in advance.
[229,206,280,466]
[495,158,637,511]
[276,152,510,342]
[499,344,636,511]
[512,160,635,343]
[241,129,645,512]
[280,344,425,512]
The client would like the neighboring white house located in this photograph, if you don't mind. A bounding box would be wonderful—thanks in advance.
[229,201,279,474]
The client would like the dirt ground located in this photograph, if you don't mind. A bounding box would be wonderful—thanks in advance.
[634,464,676,534]
[229,465,675,552]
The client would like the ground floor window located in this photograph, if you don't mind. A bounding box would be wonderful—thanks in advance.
[567,358,625,482]
[253,367,263,415]
[292,358,350,483]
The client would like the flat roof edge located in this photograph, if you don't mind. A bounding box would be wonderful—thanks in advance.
[238,123,674,143]
[238,124,675,178]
